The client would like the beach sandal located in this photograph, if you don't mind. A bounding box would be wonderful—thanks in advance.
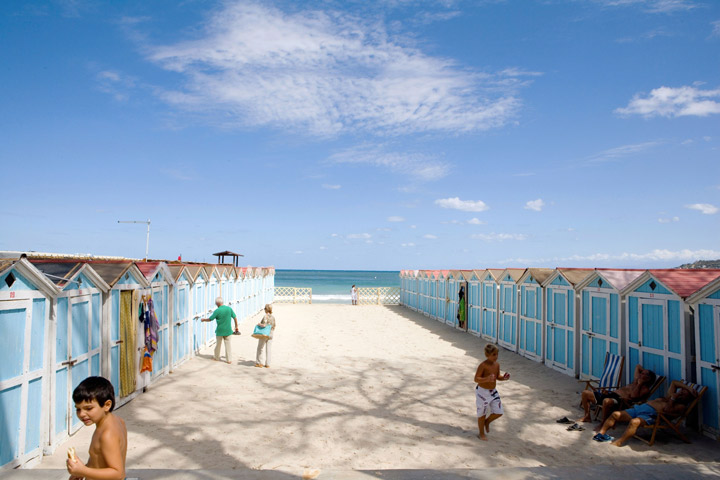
[254,363,263,368]
[592,433,614,442]
[566,423,585,431]
[233,330,241,335]
[556,416,574,424]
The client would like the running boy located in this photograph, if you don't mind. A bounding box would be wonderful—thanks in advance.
[67,376,127,480]
[474,343,510,440]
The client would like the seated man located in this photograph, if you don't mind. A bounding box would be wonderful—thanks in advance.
[579,363,656,425]
[593,380,696,447]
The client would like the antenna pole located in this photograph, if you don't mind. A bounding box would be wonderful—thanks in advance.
[118,219,152,260]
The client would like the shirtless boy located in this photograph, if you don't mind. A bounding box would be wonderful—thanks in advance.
[579,363,656,426]
[67,376,127,480]
[474,343,510,440]
[593,380,696,447]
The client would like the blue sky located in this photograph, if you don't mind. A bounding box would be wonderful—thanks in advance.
[1,0,719,270]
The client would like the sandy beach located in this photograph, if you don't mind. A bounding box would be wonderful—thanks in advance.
[39,304,720,475]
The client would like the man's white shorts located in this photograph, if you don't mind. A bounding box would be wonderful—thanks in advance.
[476,386,503,417]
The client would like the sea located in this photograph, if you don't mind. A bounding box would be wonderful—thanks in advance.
[274,269,400,303]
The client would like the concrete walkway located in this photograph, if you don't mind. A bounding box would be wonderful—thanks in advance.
[2,464,720,479]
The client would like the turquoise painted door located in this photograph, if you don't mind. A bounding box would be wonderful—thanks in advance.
[481,283,497,342]
[173,286,190,366]
[54,294,102,440]
[519,285,542,361]
[151,286,169,378]
[0,299,45,468]
[498,283,517,351]
[697,303,720,437]
[579,292,610,379]
[546,289,573,375]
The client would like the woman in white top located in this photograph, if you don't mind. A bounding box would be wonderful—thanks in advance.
[351,285,358,305]
[255,304,276,368]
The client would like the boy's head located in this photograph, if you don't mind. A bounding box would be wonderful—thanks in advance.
[484,343,499,358]
[264,303,273,314]
[73,376,115,413]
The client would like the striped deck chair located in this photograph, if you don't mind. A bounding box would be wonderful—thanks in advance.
[579,352,625,393]
[633,380,708,446]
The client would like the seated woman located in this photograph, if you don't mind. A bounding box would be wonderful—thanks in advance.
[579,364,656,426]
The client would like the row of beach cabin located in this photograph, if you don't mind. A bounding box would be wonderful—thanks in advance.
[0,253,274,469]
[399,267,720,441]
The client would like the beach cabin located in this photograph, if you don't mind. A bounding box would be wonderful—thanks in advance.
[497,269,524,352]
[687,272,720,439]
[446,270,469,329]
[238,267,249,321]
[185,265,209,352]
[622,269,720,387]
[167,264,193,369]
[136,261,174,380]
[575,269,644,381]
[435,270,450,324]
[264,267,276,306]
[28,258,111,450]
[86,261,149,408]
[416,270,430,316]
[542,268,593,376]
[479,269,502,343]
[466,270,483,336]
[0,257,57,468]
[400,270,409,307]
[517,268,553,362]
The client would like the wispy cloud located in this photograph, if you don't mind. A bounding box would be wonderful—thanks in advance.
[435,197,489,212]
[147,1,535,136]
[401,242,416,247]
[423,234,438,239]
[388,216,405,222]
[329,145,450,181]
[593,0,697,13]
[347,233,372,239]
[658,216,680,223]
[585,141,661,163]
[472,232,527,241]
[322,184,341,189]
[686,203,719,214]
[524,198,545,212]
[616,86,720,118]
[508,248,720,265]
[711,20,720,38]
[96,70,136,101]
[468,218,486,225]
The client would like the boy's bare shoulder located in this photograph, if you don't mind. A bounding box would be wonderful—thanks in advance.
[100,415,127,441]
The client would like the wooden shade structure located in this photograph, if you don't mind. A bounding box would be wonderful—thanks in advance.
[213,250,244,267]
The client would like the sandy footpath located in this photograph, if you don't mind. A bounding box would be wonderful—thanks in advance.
[39,304,719,475]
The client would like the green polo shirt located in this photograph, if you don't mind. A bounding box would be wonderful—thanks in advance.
[208,305,236,337]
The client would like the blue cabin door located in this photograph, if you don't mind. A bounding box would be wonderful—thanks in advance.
[54,294,102,439]
[581,292,612,379]
[173,285,190,367]
[151,286,169,379]
[498,283,517,352]
[519,285,542,362]
[481,283,497,343]
[697,304,720,437]
[0,299,44,468]
[628,298,682,380]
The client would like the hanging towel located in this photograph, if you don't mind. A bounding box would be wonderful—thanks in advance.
[145,298,159,354]
[140,347,153,373]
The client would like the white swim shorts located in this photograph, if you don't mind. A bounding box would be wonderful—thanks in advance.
[475,385,503,417]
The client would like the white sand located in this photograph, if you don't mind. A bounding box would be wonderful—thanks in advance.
[40,304,719,475]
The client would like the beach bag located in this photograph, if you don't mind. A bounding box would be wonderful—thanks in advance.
[252,324,271,339]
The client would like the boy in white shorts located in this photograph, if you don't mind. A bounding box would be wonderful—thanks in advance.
[474,343,510,440]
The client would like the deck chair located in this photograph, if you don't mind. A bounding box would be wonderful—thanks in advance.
[579,352,625,393]
[633,380,708,446]
[593,375,666,421]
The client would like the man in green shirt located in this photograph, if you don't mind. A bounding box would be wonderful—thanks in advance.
[201,297,238,364]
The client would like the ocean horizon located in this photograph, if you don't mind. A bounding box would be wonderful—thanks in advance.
[274,269,400,303]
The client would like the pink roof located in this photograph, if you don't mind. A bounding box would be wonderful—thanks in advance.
[649,269,720,299]
[595,269,645,292]
[136,261,162,279]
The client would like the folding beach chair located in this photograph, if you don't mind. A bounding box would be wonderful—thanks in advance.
[593,375,666,421]
[633,380,708,446]
[579,352,625,393]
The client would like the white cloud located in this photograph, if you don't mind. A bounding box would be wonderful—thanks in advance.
[658,216,680,223]
[615,86,720,118]
[387,216,405,222]
[410,225,417,229]
[435,197,489,212]
[686,203,719,214]
[330,145,450,181]
[423,234,438,239]
[472,232,527,241]
[502,248,720,265]
[319,246,327,250]
[593,0,697,13]
[712,20,720,37]
[148,2,534,136]
[322,184,341,189]
[96,70,136,102]
[524,198,545,212]
[468,218,486,225]
[585,141,661,163]
[347,233,372,239]
[401,242,416,247]
[331,233,339,237]
[294,250,303,254]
